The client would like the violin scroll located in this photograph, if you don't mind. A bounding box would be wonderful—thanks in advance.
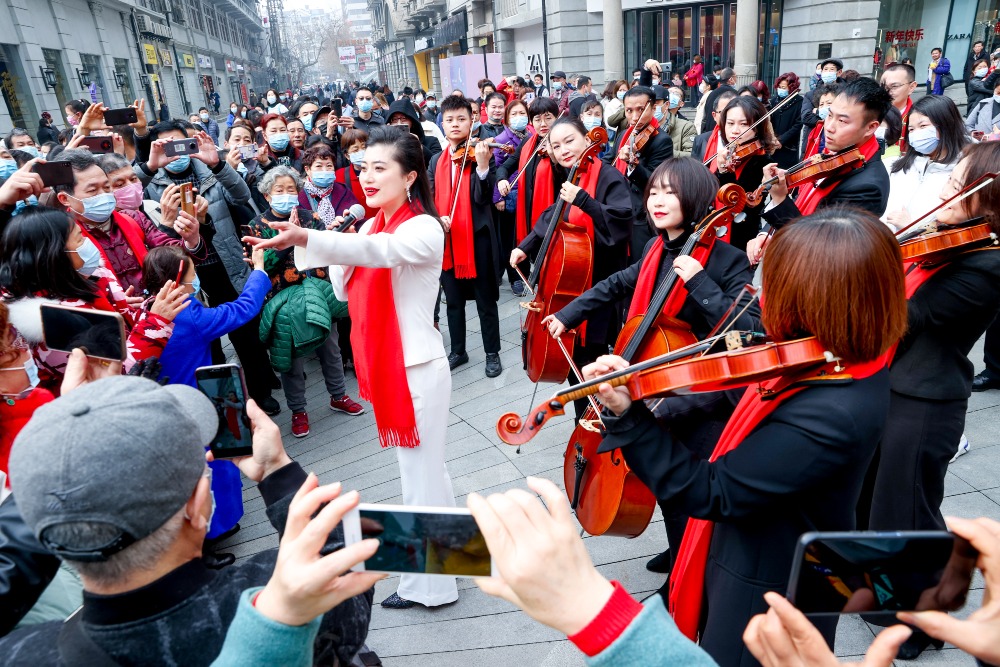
[716,183,748,213]
[496,401,567,446]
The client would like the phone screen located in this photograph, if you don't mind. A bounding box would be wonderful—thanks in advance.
[195,364,254,458]
[102,107,137,126]
[787,531,976,617]
[332,99,343,118]
[40,304,126,361]
[351,505,491,577]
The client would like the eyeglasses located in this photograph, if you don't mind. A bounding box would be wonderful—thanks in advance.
[884,83,910,92]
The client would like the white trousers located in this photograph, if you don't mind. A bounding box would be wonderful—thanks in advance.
[394,355,459,606]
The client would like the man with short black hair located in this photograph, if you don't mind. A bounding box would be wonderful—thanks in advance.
[927,47,952,96]
[691,89,737,161]
[479,92,507,139]
[881,63,917,151]
[549,70,571,114]
[701,68,737,134]
[568,75,597,118]
[0,375,373,664]
[4,129,38,157]
[351,86,385,134]
[198,106,220,145]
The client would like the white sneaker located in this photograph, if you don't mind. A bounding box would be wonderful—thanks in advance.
[949,434,971,463]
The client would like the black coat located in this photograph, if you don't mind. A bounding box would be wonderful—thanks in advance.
[702,85,736,133]
[893,249,1000,400]
[497,138,554,236]
[0,495,58,635]
[519,162,632,346]
[769,96,804,169]
[691,130,712,162]
[602,126,673,245]
[714,153,769,251]
[602,370,891,666]
[761,156,889,228]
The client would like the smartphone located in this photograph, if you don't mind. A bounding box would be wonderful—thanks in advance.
[40,304,126,362]
[164,138,198,157]
[179,182,195,217]
[786,531,977,619]
[31,161,74,187]
[194,364,254,458]
[331,98,343,119]
[78,135,115,154]
[102,107,138,126]
[345,504,494,577]
[237,144,258,159]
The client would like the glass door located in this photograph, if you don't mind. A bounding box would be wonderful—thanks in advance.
[640,11,664,64]
[699,5,725,73]
[759,0,782,86]
[668,8,693,82]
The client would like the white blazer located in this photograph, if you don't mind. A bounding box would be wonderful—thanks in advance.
[294,213,447,367]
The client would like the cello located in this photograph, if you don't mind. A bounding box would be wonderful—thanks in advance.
[519,126,608,383]
[555,184,748,538]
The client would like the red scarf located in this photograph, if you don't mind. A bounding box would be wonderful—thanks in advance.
[667,354,889,640]
[559,158,602,344]
[435,150,477,278]
[627,233,716,321]
[705,127,751,179]
[515,134,555,242]
[346,203,421,448]
[1,388,55,483]
[899,98,913,153]
[337,167,378,221]
[614,118,660,174]
[77,212,149,269]
[804,123,825,158]
[795,135,881,216]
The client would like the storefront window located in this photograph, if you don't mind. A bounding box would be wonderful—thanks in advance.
[668,8,692,77]
[625,12,637,70]
[875,0,950,79]
[114,58,135,105]
[758,0,782,86]
[80,53,111,106]
[699,5,725,71]
[0,44,37,133]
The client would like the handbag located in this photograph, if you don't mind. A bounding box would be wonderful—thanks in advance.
[940,71,955,89]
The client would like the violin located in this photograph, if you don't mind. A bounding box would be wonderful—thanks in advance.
[722,139,766,171]
[745,147,865,206]
[498,336,836,446]
[629,123,658,163]
[703,90,800,168]
[451,138,515,163]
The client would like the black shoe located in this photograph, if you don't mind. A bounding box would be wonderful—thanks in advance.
[972,371,1000,392]
[896,630,944,660]
[511,280,526,297]
[202,550,236,569]
[380,592,418,609]
[485,352,502,378]
[257,396,281,416]
[448,352,469,370]
[646,549,673,574]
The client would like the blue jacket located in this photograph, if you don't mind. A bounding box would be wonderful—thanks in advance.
[928,57,951,95]
[158,270,270,389]
[204,117,221,145]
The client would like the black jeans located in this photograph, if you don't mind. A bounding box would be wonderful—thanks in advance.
[440,228,501,356]
[983,314,1000,378]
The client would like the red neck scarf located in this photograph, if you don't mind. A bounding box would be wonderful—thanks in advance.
[804,123,825,159]
[883,260,947,362]
[627,232,717,321]
[515,134,555,242]
[667,353,889,640]
[346,203,422,448]
[614,117,660,174]
[337,167,378,221]
[795,135,881,216]
[435,149,477,278]
[705,128,751,179]
[77,212,149,269]
[899,98,913,153]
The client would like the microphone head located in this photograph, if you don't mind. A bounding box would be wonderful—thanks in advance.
[347,203,366,221]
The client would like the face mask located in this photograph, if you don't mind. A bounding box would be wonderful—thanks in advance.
[700,83,709,93]
[976,68,988,78]
[0,159,16,180]
[67,237,103,275]
[302,116,314,132]
[817,106,830,120]
[651,77,660,85]
[472,122,481,133]
[509,116,529,132]
[236,161,248,175]
[267,132,290,151]
[349,150,365,166]
[279,94,287,102]
[13,195,38,215]
[113,181,144,210]
[164,155,191,173]
[267,94,277,105]
[416,95,424,103]
[270,193,297,215]
[552,81,563,90]
[231,107,238,114]
[582,116,602,131]
[776,88,789,98]
[189,274,202,294]
[358,99,374,113]
[821,72,837,84]
[669,95,681,109]
[19,146,39,158]
[200,113,210,122]
[0,356,40,395]
[67,115,79,127]
[653,106,665,122]
[427,100,437,109]
[240,110,247,118]
[616,91,626,101]
[70,192,117,223]
[874,125,887,141]
[311,170,335,188]
[908,126,940,155]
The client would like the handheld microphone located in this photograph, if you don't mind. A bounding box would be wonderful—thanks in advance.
[336,203,367,232]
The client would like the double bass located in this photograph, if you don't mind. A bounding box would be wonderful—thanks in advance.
[519,126,608,383]
[522,185,747,537]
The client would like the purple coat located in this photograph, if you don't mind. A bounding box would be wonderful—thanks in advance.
[492,127,531,204]
[297,182,361,223]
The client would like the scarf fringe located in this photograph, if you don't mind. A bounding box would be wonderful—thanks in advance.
[452,265,477,280]
[377,427,421,449]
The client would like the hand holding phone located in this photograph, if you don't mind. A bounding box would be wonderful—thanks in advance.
[78,135,115,154]
[102,107,138,126]
[179,182,195,216]
[195,364,255,458]
[238,144,258,160]
[31,161,74,187]
[164,138,199,157]
[40,304,127,362]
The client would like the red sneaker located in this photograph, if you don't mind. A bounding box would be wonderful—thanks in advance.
[291,411,310,437]
[330,394,365,415]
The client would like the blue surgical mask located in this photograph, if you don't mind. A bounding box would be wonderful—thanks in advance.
[976,68,988,78]
[267,132,290,151]
[582,116,602,131]
[187,274,202,294]
[509,116,529,132]
[358,99,374,113]
[617,91,626,101]
[236,161,248,176]
[817,106,830,120]
[70,192,117,223]
[67,237,103,276]
[200,113,210,122]
[0,355,40,394]
[821,72,837,84]
[426,100,437,109]
[267,94,277,105]
[270,193,297,215]
[240,110,247,118]
[553,81,563,90]
[19,146,39,158]
[668,95,681,109]
[13,194,38,215]
[311,170,335,188]
[777,88,789,98]
[653,105,665,122]
[165,155,191,173]
[472,121,481,133]
[302,116,314,132]
[349,150,365,166]
[908,126,940,155]
[231,107,238,114]
[0,159,16,180]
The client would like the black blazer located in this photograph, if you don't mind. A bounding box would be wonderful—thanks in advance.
[691,131,711,162]
[602,371,891,665]
[602,127,673,228]
[428,151,500,278]
[769,96,804,169]
[761,157,889,228]
[893,249,1000,400]
[714,153,769,252]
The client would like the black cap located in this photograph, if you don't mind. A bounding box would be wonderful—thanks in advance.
[551,71,566,80]
[820,58,844,71]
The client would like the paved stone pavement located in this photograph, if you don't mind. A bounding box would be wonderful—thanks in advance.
[219,287,998,666]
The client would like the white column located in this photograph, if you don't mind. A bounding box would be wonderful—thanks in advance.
[733,0,758,85]
[603,0,623,84]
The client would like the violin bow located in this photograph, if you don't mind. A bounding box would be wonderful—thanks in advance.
[895,172,998,242]
[703,90,800,167]
[626,100,652,165]
[507,135,550,190]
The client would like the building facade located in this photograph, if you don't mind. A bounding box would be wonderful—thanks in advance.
[0,0,265,137]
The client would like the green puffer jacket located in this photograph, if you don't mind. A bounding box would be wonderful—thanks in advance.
[258,277,348,372]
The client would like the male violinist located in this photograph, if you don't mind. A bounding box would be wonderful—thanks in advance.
[430,95,503,378]
[605,60,674,263]
[749,78,891,263]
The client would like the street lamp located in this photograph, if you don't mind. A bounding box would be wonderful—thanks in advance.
[77,68,91,88]
[39,66,57,90]
[139,74,150,87]
[114,71,127,88]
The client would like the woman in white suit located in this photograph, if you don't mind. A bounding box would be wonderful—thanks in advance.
[245,126,458,609]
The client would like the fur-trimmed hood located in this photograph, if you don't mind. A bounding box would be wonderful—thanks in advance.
[5,297,60,344]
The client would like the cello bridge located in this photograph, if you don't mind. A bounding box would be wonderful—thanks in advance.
[578,419,602,433]
[725,330,745,351]
[520,301,542,313]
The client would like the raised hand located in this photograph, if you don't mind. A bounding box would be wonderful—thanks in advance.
[243,220,309,251]
[149,279,191,321]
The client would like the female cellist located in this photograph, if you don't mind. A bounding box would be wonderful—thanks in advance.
[710,96,780,252]
[546,157,761,576]
[509,116,632,402]
[583,207,908,666]
[863,142,1000,660]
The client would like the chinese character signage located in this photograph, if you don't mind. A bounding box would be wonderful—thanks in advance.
[181,53,195,68]
[339,46,356,65]
[159,49,173,67]
[142,43,158,65]
[884,28,925,45]
[197,54,212,69]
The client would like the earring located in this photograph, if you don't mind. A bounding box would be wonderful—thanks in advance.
[406,185,412,202]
